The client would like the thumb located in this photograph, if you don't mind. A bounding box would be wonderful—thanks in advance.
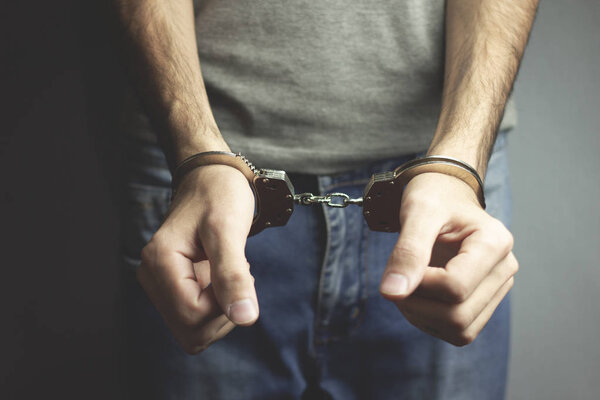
[380,210,442,299]
[201,220,259,326]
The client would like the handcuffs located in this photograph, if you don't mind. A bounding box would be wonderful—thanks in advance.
[172,152,486,236]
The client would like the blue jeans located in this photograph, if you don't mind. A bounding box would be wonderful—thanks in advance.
[122,132,512,400]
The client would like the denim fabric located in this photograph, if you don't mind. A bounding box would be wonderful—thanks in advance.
[122,132,511,400]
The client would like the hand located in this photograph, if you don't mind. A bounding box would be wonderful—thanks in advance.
[136,164,257,354]
[379,172,518,346]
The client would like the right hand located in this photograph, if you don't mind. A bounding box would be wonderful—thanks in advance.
[137,164,257,354]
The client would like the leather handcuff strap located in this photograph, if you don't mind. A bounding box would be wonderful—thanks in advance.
[397,156,485,207]
[172,151,256,191]
[171,152,485,236]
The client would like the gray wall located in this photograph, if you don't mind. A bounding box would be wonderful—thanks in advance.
[507,1,600,399]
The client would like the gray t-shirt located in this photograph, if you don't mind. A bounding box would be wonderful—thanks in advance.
[125,0,516,174]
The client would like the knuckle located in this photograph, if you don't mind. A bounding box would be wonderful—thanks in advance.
[142,234,172,264]
[443,276,470,303]
[498,229,514,254]
[140,241,157,264]
[482,219,513,254]
[508,254,520,276]
[506,276,516,290]
[498,253,519,281]
[452,330,477,347]
[138,239,171,284]
[447,307,473,331]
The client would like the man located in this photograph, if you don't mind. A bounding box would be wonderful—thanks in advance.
[115,0,538,398]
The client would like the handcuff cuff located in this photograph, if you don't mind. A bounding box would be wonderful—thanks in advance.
[171,152,486,236]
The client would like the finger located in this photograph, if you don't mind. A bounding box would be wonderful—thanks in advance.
[192,259,211,289]
[140,256,235,354]
[397,252,518,334]
[188,314,237,354]
[168,280,236,354]
[406,276,515,347]
[177,314,236,355]
[380,205,444,299]
[209,318,236,344]
[419,219,514,303]
[201,217,258,326]
[458,276,514,346]
[138,249,225,327]
[410,240,460,299]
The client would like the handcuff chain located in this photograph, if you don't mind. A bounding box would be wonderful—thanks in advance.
[294,192,364,208]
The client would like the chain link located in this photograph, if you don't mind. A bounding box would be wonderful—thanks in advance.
[294,192,363,208]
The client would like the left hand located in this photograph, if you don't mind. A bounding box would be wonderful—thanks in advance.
[379,172,518,346]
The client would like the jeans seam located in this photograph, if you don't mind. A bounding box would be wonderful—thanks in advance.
[314,203,332,346]
[346,222,370,336]
[361,221,370,306]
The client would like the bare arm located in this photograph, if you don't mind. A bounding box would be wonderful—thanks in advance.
[380,0,538,345]
[114,0,228,169]
[429,0,539,176]
[114,0,258,354]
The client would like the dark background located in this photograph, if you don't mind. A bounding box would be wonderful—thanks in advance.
[1,1,125,398]
[2,1,599,399]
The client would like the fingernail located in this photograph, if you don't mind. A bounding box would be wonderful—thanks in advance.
[227,299,258,325]
[381,273,409,296]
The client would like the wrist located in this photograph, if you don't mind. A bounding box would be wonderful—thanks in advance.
[427,125,497,178]
[171,151,256,199]
[172,132,231,168]
[427,139,488,176]
[408,172,481,208]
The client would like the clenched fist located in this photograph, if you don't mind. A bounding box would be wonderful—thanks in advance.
[137,164,257,354]
[380,172,518,346]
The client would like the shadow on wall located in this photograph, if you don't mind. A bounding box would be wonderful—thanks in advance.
[1,1,128,398]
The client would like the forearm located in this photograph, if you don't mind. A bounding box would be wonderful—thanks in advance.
[428,0,538,177]
[114,0,228,170]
